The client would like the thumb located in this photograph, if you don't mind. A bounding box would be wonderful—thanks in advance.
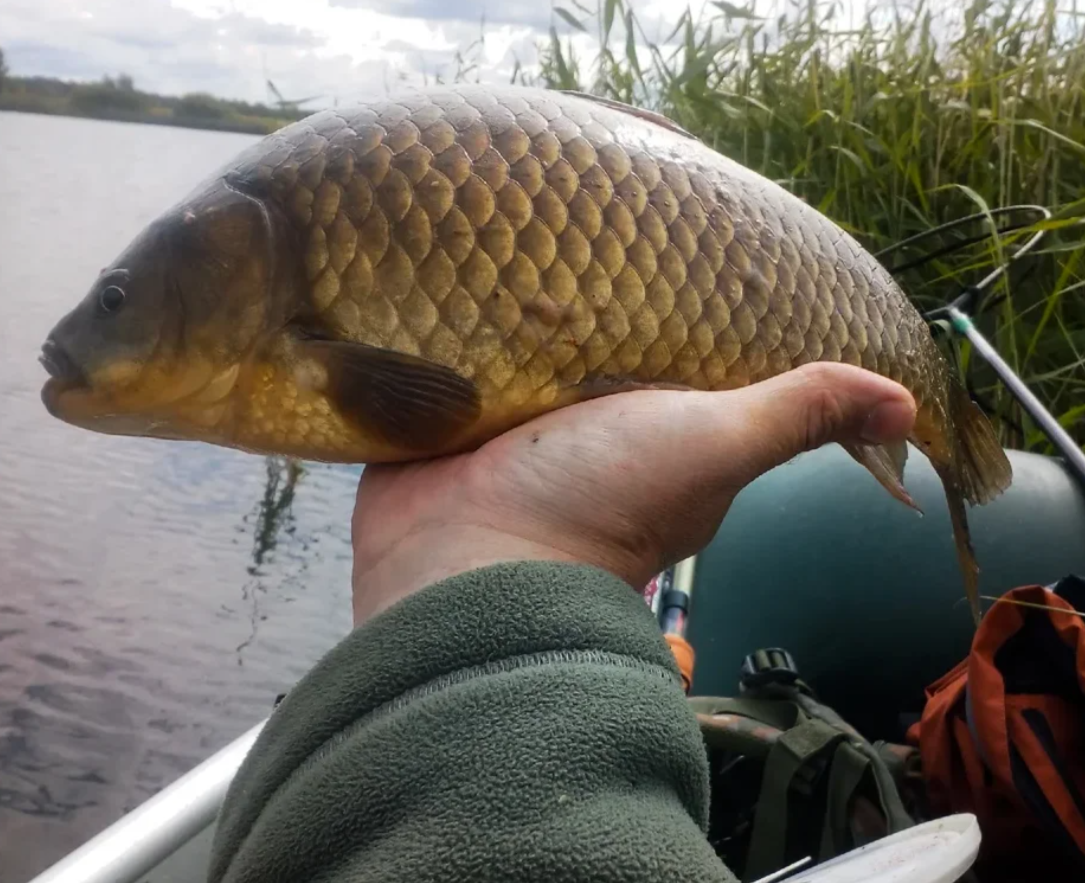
[708,362,917,486]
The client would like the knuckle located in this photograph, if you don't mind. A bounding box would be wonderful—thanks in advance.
[801,380,849,450]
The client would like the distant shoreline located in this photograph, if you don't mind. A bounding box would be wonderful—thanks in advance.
[0,97,295,136]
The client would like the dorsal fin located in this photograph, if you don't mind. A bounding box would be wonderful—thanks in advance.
[559,90,698,140]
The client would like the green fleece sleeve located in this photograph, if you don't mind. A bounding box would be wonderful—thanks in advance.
[207,561,736,883]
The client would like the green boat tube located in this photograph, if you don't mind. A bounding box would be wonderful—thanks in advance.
[684,446,1085,738]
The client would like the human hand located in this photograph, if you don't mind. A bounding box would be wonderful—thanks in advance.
[350,363,916,626]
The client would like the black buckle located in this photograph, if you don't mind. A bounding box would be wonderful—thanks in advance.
[740,647,801,690]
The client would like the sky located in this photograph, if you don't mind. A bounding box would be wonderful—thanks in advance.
[0,0,719,107]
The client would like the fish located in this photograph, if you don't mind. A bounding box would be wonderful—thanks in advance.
[38,84,1012,622]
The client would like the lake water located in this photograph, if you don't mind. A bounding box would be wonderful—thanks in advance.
[0,112,359,882]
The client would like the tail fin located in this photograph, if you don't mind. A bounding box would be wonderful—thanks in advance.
[950,378,1014,506]
[939,474,983,626]
[937,380,1014,625]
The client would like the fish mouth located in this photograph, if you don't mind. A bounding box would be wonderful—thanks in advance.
[39,338,86,388]
[38,345,189,440]
[40,338,91,421]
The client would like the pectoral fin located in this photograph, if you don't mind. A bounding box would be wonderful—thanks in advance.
[296,339,481,452]
[841,439,922,513]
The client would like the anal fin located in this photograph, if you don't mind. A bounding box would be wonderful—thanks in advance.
[841,440,922,513]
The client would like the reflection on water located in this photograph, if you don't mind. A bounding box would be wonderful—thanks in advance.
[250,458,306,574]
[236,457,307,654]
[0,112,358,883]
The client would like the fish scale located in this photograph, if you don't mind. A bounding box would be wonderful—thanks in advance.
[316,93,733,396]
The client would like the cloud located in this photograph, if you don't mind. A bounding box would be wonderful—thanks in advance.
[0,0,360,103]
[0,0,720,106]
[331,0,553,31]
[222,15,324,48]
[3,41,104,81]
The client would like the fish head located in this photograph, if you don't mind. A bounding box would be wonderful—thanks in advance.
[40,181,279,442]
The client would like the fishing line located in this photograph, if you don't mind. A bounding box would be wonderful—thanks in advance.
[874,204,1051,319]
[876,204,1085,486]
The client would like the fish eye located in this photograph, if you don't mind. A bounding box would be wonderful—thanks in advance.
[98,285,126,315]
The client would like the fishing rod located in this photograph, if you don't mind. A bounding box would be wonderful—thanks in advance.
[875,205,1085,488]
[645,557,698,692]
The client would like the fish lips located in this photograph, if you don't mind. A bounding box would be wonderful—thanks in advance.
[39,338,88,417]
[40,338,85,385]
[37,340,185,439]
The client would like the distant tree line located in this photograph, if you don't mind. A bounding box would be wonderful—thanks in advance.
[0,47,308,134]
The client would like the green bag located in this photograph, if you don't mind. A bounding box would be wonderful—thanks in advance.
[689,648,921,882]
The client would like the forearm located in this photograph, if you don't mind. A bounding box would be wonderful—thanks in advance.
[208,561,735,883]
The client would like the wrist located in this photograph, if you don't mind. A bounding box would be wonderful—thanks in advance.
[351,523,586,627]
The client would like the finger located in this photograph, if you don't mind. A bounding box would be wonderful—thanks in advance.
[696,362,917,487]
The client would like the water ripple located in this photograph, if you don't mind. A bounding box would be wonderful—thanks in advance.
[0,112,357,883]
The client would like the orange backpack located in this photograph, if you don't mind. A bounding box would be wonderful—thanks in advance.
[906,575,1085,881]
